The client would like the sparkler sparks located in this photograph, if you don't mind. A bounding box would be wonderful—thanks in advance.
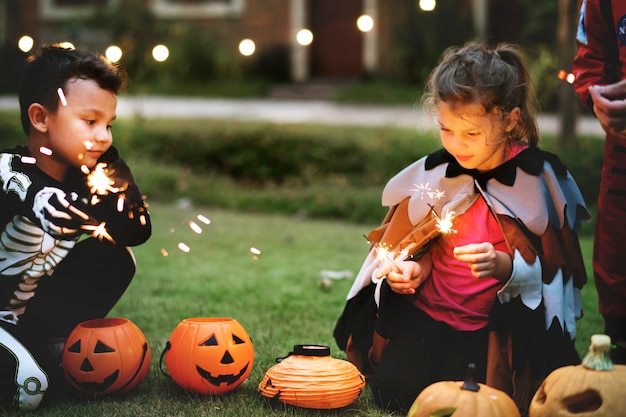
[82,222,115,243]
[85,163,120,195]
[410,182,446,200]
[375,243,403,274]
[188,221,202,234]
[57,88,67,106]
[196,214,211,225]
[39,147,52,156]
[435,209,457,235]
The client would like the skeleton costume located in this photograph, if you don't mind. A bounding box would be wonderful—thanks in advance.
[0,145,150,410]
[334,146,589,414]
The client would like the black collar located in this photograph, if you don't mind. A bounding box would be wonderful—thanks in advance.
[425,147,566,189]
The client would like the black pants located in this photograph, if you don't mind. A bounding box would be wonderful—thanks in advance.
[0,238,135,410]
[368,303,489,413]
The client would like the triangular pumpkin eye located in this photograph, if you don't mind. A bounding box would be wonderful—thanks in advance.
[199,334,218,346]
[68,340,81,353]
[94,340,116,353]
[232,334,245,344]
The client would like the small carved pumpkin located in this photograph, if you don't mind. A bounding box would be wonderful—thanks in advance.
[162,317,254,395]
[529,334,626,417]
[62,317,151,396]
[407,363,521,417]
[258,344,365,409]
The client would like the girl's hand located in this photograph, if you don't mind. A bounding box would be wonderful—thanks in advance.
[377,254,432,295]
[453,242,512,281]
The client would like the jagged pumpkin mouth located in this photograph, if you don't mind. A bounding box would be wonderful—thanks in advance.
[196,362,250,386]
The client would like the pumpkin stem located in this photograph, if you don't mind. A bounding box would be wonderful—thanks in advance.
[461,363,480,392]
[582,334,615,371]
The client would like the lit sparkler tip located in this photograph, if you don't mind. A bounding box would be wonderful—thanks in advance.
[57,87,67,106]
[435,210,457,235]
[86,162,119,195]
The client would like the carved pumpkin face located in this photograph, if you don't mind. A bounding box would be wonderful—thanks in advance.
[62,318,151,396]
[529,335,626,417]
[164,317,254,395]
[408,364,521,417]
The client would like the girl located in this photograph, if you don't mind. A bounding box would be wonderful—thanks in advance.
[334,42,590,414]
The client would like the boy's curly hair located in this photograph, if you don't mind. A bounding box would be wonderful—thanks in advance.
[18,44,128,135]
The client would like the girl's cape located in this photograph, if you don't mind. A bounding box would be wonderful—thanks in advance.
[334,147,590,412]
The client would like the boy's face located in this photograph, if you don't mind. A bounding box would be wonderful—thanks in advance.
[41,77,117,175]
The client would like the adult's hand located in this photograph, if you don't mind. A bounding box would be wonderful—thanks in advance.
[589,79,626,137]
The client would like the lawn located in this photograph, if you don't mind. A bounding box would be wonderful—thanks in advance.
[3,202,600,417]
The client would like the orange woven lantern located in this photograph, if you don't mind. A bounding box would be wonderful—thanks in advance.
[162,318,254,395]
[258,345,366,409]
[62,317,151,396]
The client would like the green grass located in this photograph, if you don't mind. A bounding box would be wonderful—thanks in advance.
[2,202,600,417]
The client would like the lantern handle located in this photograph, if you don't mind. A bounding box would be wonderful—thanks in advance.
[159,341,172,378]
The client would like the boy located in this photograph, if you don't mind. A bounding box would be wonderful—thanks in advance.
[0,45,151,410]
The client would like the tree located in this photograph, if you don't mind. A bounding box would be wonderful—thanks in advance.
[557,0,580,146]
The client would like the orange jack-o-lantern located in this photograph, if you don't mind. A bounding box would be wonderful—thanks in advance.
[162,317,254,395]
[529,334,626,417]
[62,317,151,396]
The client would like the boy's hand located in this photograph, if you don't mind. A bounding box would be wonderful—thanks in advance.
[33,187,90,238]
[453,242,512,281]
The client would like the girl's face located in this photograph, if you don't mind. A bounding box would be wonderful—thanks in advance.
[37,77,117,180]
[436,101,518,172]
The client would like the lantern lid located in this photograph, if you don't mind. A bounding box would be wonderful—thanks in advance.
[290,344,330,357]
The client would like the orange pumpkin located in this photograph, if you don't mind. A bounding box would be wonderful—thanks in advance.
[62,317,151,396]
[407,363,521,417]
[529,334,626,417]
[162,317,254,395]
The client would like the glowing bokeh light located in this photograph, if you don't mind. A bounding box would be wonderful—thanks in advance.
[419,0,436,11]
[105,45,123,63]
[566,73,576,84]
[152,44,169,62]
[296,29,313,46]
[18,36,34,53]
[238,38,255,56]
[58,42,75,50]
[357,15,374,32]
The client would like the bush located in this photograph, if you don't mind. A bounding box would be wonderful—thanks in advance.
[0,111,602,226]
